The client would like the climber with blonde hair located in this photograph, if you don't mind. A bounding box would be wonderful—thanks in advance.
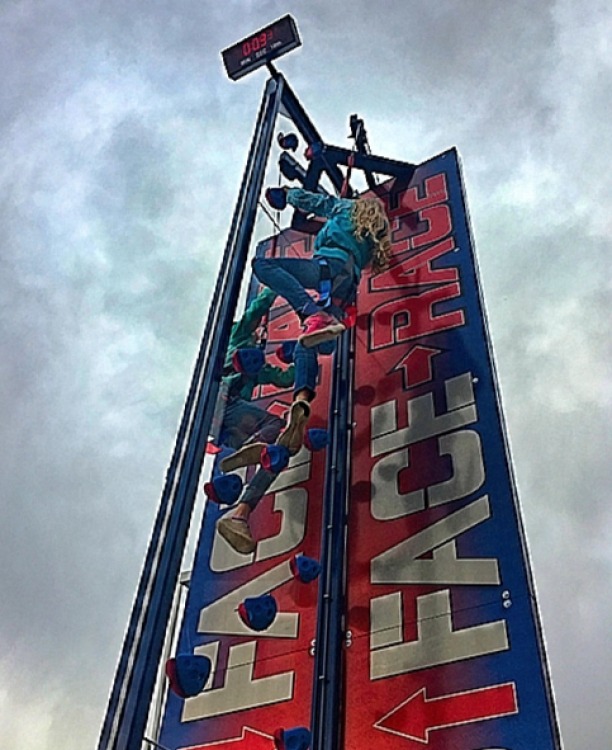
[254,186,391,351]
[213,188,392,554]
[243,186,392,461]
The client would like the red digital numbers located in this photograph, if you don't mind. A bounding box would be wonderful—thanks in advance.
[242,29,273,57]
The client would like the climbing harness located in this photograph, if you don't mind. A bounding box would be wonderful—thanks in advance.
[315,255,357,318]
[310,149,359,320]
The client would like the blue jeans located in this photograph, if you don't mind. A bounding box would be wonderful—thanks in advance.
[220,398,285,450]
[293,340,335,399]
[252,256,355,321]
[240,466,277,511]
[233,338,335,511]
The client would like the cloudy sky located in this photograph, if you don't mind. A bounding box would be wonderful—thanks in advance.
[1,1,610,748]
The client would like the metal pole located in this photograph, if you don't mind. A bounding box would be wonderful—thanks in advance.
[147,572,190,742]
[276,72,346,193]
[310,328,353,750]
[98,74,284,750]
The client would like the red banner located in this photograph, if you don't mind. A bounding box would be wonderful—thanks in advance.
[343,152,560,749]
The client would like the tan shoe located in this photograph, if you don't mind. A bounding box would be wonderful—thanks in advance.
[219,442,266,473]
[216,516,256,554]
[277,400,311,455]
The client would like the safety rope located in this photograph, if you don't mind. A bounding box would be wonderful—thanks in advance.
[340,151,356,198]
[177,589,521,682]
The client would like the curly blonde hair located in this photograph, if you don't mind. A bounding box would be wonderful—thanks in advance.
[351,197,391,275]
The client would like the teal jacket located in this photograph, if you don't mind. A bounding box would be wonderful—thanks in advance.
[224,287,294,401]
[287,188,375,279]
[225,287,275,363]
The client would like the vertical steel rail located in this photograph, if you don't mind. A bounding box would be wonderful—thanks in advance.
[310,329,353,750]
[147,571,190,742]
[98,74,284,750]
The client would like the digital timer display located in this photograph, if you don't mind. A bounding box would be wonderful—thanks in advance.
[221,15,301,81]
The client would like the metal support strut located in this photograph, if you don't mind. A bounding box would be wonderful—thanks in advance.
[97,74,284,750]
[310,327,354,750]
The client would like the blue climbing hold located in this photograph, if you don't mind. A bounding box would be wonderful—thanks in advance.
[277,132,299,151]
[238,594,278,632]
[305,428,329,452]
[204,474,243,505]
[304,142,323,161]
[274,727,312,750]
[276,340,297,364]
[261,444,290,473]
[165,654,211,698]
[266,187,288,210]
[232,347,265,376]
[291,555,321,584]
[279,153,302,182]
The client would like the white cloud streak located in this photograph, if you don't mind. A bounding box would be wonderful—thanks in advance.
[0,1,610,748]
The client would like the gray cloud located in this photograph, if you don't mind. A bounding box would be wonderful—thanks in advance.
[0,1,610,748]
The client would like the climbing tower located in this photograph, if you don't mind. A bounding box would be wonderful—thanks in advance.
[98,16,562,750]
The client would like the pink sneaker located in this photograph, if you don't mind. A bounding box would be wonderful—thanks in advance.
[299,311,346,348]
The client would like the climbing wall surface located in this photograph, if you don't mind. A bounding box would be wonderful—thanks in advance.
[159,230,331,749]
[158,146,561,750]
[343,149,561,749]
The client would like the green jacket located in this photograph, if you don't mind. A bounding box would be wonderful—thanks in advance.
[224,287,294,401]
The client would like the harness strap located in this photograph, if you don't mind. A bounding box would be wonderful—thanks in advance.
[341,152,356,198]
[317,258,333,307]
[317,256,357,312]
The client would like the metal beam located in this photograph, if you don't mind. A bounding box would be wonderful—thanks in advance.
[97,74,284,750]
[275,73,346,193]
[310,142,416,181]
[310,329,353,750]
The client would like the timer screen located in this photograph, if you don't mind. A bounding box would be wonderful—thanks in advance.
[221,15,301,81]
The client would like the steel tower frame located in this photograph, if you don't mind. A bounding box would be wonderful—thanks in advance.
[98,70,415,750]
